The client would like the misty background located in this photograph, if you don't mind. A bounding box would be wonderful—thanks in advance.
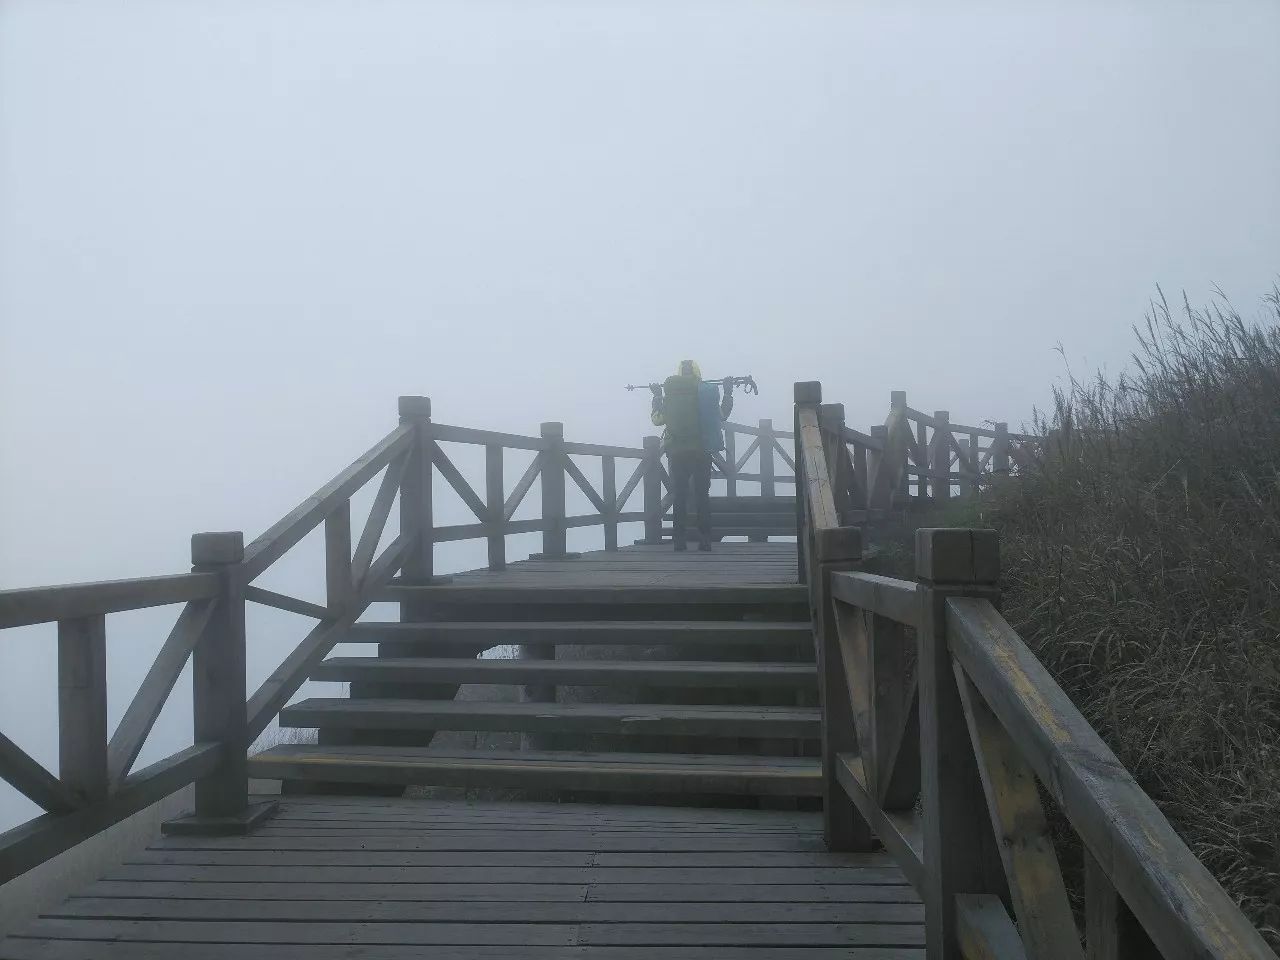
[1,0,1277,830]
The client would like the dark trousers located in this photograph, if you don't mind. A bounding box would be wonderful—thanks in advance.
[668,451,712,546]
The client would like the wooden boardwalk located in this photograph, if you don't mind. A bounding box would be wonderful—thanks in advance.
[2,795,924,959]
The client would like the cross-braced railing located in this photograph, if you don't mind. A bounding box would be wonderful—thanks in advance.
[794,380,1273,960]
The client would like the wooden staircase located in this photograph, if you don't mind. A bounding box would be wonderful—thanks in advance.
[249,547,821,801]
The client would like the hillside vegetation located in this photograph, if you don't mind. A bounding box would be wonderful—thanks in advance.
[973,287,1280,944]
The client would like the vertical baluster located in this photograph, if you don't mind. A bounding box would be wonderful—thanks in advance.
[851,440,869,513]
[932,411,951,506]
[1084,849,1161,959]
[966,432,980,497]
[891,391,910,504]
[538,422,567,558]
[58,614,108,804]
[398,395,434,587]
[486,444,505,571]
[325,501,352,610]
[642,435,663,545]
[993,422,1010,476]
[868,423,887,511]
[752,418,775,543]
[724,428,737,499]
[602,455,617,552]
[916,528,1007,959]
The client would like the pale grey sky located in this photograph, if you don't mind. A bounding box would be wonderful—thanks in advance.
[1,0,1277,828]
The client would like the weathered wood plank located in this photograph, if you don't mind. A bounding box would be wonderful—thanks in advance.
[241,424,412,581]
[0,574,219,630]
[955,894,1028,960]
[57,615,108,804]
[946,596,1274,960]
[953,663,1083,960]
[243,586,328,620]
[350,451,409,586]
[0,731,80,814]
[835,754,924,892]
[831,572,919,628]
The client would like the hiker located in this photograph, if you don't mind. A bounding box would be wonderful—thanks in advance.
[650,360,734,551]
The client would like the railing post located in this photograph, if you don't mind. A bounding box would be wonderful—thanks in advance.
[916,528,1007,959]
[538,421,568,558]
[325,501,352,610]
[867,423,887,512]
[793,382,820,585]
[814,525,875,851]
[602,455,618,552]
[931,410,951,506]
[891,391,910,503]
[485,444,506,570]
[993,422,1010,476]
[641,434,663,545]
[58,614,108,804]
[724,427,737,498]
[751,418,775,542]
[398,396,434,586]
[819,403,849,524]
[166,531,277,835]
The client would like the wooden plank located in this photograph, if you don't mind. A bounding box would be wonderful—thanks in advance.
[323,500,351,608]
[342,620,811,647]
[797,405,840,530]
[148,831,832,853]
[310,656,816,688]
[107,599,215,785]
[602,455,617,551]
[0,573,218,630]
[280,698,820,738]
[955,894,1029,960]
[564,456,608,514]
[946,596,1274,960]
[378,583,806,605]
[953,663,1083,960]
[350,451,409,586]
[248,744,821,797]
[426,421,548,451]
[503,453,543,522]
[0,743,221,885]
[13,918,924,946]
[485,444,506,570]
[560,440,646,459]
[0,730,80,814]
[78,879,918,903]
[879,679,921,811]
[835,754,924,892]
[103,862,902,885]
[241,424,412,581]
[830,571,919,627]
[58,615,108,804]
[614,457,646,511]
[243,586,328,620]
[0,941,924,960]
[1083,847,1160,959]
[49,898,923,924]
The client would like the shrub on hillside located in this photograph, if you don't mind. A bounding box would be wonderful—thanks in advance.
[989,287,1280,945]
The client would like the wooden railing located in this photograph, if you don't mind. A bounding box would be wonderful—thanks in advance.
[715,419,797,497]
[2,395,809,882]
[793,380,1274,960]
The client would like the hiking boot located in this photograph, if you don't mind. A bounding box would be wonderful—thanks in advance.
[674,541,688,552]
[698,541,712,552]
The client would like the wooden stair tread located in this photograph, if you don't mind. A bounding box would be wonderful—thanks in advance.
[376,584,807,605]
[280,698,821,737]
[345,620,812,646]
[249,745,821,796]
[311,657,817,687]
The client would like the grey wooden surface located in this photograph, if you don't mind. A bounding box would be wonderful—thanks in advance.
[2,795,923,959]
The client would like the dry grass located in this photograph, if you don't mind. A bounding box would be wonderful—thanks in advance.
[963,286,1280,945]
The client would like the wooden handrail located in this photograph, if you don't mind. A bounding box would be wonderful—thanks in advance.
[946,595,1275,960]
[0,573,219,630]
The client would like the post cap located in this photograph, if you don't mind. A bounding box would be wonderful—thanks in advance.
[870,424,887,437]
[191,531,245,565]
[540,421,564,439]
[794,381,822,405]
[819,403,845,425]
[915,528,999,584]
[890,390,907,408]
[934,410,949,422]
[816,525,862,564]
[643,435,661,450]
[398,396,431,420]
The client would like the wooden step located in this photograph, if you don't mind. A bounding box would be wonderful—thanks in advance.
[310,657,817,689]
[376,583,807,606]
[248,745,821,797]
[280,698,822,738]
[344,620,812,648]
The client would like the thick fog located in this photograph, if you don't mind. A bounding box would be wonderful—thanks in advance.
[1,0,1277,830]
